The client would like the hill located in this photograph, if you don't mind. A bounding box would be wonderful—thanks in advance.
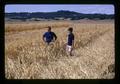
[5,10,114,21]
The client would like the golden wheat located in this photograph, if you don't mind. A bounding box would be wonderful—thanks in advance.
[5,20,115,79]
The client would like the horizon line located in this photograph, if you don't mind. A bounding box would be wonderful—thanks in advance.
[5,10,114,15]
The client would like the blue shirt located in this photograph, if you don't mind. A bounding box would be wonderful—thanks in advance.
[67,33,74,46]
[43,31,57,43]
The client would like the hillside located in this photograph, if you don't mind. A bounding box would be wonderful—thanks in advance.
[5,10,114,21]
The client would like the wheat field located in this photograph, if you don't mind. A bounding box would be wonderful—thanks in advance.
[5,20,115,79]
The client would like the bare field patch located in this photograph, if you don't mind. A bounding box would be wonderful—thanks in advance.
[5,20,115,79]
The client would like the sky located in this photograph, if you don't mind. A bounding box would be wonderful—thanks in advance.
[5,4,114,14]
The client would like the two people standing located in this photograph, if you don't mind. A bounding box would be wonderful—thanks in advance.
[43,26,74,56]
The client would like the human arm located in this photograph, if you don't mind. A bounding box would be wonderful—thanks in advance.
[53,32,57,41]
[72,34,75,48]
[43,33,46,42]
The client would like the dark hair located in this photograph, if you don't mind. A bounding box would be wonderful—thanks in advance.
[68,27,73,32]
[48,26,51,31]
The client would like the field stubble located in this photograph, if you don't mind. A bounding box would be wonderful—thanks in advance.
[5,20,115,79]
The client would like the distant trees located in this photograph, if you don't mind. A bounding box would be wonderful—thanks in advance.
[5,10,114,21]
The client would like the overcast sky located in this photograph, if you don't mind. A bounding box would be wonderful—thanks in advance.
[5,4,114,14]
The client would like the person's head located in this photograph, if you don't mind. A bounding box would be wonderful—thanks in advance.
[48,26,51,32]
[68,27,73,33]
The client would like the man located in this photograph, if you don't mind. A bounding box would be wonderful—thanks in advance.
[66,27,74,56]
[43,26,57,45]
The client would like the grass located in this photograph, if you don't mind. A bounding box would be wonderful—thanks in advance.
[5,21,71,32]
[5,20,115,79]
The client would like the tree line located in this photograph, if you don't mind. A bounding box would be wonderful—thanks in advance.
[5,10,114,21]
